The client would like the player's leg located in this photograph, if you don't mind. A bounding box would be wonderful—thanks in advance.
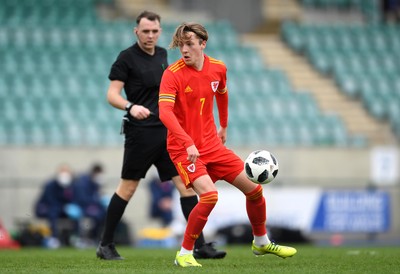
[231,171,297,258]
[157,142,226,259]
[210,147,270,246]
[171,175,226,259]
[212,147,296,259]
[175,174,218,267]
[154,135,201,234]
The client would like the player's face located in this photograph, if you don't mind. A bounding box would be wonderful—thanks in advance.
[135,18,162,55]
[179,32,206,70]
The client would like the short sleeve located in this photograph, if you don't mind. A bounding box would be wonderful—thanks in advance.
[108,52,129,82]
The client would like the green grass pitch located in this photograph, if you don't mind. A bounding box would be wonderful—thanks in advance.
[1,244,399,274]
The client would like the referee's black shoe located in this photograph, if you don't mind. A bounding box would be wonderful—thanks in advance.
[96,243,124,260]
[193,242,227,259]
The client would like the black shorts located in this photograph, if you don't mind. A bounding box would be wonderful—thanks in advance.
[121,124,178,181]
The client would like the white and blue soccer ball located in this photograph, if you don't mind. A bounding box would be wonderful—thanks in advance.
[244,150,279,185]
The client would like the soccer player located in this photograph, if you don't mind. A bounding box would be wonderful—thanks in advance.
[159,22,297,267]
[96,11,226,260]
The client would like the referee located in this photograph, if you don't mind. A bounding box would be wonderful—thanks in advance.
[96,11,226,260]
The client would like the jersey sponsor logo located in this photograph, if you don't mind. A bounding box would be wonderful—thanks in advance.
[184,85,193,93]
[211,81,219,92]
[187,163,196,173]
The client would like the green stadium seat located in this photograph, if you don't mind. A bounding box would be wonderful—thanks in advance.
[44,124,65,146]
[36,101,57,124]
[8,123,29,145]
[2,50,18,75]
[348,134,368,147]
[308,49,332,75]
[327,115,349,146]
[227,125,247,146]
[297,122,315,146]
[335,71,360,98]
[383,54,398,74]
[0,76,7,97]
[309,117,333,145]
[2,2,372,148]
[364,96,386,120]
[298,92,321,118]
[0,124,8,145]
[281,21,306,52]
[27,123,47,146]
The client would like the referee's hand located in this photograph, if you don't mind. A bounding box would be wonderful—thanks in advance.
[130,105,151,120]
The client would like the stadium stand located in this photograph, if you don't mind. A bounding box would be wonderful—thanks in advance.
[0,0,378,148]
[1,0,399,249]
[300,0,382,23]
[281,5,400,143]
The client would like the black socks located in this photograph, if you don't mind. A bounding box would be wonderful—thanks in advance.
[100,193,128,246]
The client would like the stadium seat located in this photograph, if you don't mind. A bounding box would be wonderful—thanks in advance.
[308,49,332,75]
[296,122,315,146]
[334,71,360,98]
[0,2,369,148]
[281,21,305,52]
[285,21,400,141]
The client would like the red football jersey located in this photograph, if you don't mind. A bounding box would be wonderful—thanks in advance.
[159,54,228,154]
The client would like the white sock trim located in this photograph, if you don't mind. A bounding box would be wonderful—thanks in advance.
[179,247,193,256]
[254,234,270,246]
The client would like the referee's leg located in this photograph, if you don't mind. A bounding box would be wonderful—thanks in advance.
[97,179,139,260]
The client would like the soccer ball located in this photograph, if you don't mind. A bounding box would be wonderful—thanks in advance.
[244,150,279,185]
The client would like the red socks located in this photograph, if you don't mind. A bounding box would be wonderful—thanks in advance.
[181,186,266,250]
[245,185,267,236]
[182,191,218,250]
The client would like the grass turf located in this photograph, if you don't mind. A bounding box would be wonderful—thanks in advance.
[1,244,399,274]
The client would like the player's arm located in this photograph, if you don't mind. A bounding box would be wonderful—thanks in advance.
[106,80,150,119]
[159,69,201,162]
[158,71,195,150]
[215,85,228,144]
[159,99,200,162]
[158,96,194,148]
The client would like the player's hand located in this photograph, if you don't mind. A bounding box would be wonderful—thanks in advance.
[130,105,151,120]
[217,127,227,144]
[186,145,200,163]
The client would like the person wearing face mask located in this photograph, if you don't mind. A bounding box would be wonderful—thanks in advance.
[72,163,107,245]
[34,163,77,248]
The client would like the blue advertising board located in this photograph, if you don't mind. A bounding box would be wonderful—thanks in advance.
[312,191,391,232]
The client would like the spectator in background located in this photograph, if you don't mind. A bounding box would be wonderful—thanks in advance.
[34,163,77,249]
[72,163,107,245]
[148,177,174,227]
[382,0,400,22]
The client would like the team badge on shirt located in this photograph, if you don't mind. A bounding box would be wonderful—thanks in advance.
[211,81,219,92]
[187,163,196,173]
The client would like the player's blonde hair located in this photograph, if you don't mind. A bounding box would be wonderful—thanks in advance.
[169,22,208,49]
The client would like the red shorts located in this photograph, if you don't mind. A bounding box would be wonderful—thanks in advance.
[169,143,244,187]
